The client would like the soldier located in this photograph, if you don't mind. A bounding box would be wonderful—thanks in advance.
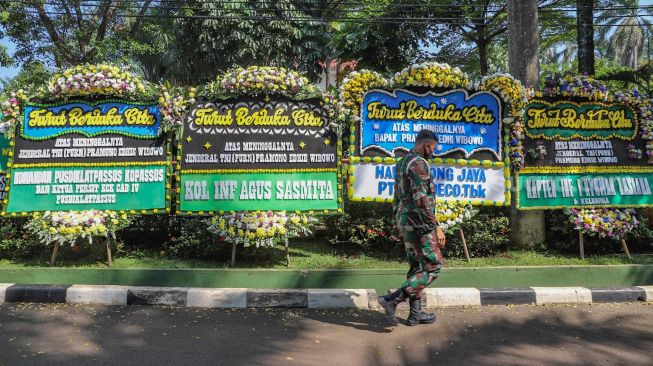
[379,129,446,326]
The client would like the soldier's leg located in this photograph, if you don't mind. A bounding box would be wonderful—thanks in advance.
[378,229,419,322]
[400,230,443,296]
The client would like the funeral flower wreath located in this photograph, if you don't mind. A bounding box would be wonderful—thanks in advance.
[535,73,646,238]
[340,62,527,228]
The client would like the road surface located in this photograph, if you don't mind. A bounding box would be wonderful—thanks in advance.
[0,302,651,365]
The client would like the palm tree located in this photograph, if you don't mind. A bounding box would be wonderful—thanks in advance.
[596,0,653,68]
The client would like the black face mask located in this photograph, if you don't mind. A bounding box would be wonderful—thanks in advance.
[422,144,436,159]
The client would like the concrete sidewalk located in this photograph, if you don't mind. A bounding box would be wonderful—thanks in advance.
[1,283,651,308]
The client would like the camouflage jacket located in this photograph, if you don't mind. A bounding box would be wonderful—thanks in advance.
[392,149,438,234]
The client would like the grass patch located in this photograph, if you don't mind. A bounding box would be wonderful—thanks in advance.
[0,240,651,270]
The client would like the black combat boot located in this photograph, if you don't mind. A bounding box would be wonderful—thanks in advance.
[406,296,436,326]
[378,289,407,324]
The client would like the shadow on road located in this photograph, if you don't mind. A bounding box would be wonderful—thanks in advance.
[0,303,651,365]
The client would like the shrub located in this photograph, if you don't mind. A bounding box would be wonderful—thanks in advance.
[161,217,227,259]
[442,208,511,258]
[322,201,396,251]
[0,218,43,259]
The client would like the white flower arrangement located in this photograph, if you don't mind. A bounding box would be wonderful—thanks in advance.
[207,211,317,248]
[26,210,132,247]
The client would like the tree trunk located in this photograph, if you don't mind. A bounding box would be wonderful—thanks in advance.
[508,0,545,248]
[478,39,489,76]
[576,0,595,75]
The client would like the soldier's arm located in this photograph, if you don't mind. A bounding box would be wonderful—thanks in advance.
[390,169,401,241]
[408,158,438,230]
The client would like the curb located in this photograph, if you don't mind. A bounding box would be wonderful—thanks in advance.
[0,284,650,309]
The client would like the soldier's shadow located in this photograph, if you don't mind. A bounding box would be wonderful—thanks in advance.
[300,308,402,333]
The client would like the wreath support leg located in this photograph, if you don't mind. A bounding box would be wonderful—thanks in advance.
[106,237,113,267]
[49,242,60,267]
[285,240,290,268]
[619,239,632,259]
[459,228,470,262]
[579,232,585,260]
[230,242,237,267]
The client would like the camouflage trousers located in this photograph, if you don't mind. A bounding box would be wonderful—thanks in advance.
[399,228,444,299]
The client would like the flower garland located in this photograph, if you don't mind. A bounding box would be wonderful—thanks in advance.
[566,208,640,240]
[26,210,132,247]
[46,64,151,100]
[539,73,609,101]
[200,66,346,132]
[159,86,196,133]
[204,66,320,100]
[614,89,653,164]
[436,202,479,233]
[0,89,28,136]
[339,69,388,120]
[478,74,530,170]
[393,62,471,90]
[207,211,317,248]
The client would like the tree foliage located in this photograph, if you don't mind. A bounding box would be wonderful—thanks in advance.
[154,0,331,84]
[0,0,154,67]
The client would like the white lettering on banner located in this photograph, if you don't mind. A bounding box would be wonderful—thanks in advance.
[351,163,506,204]
[553,140,617,164]
[181,180,335,201]
[525,179,557,199]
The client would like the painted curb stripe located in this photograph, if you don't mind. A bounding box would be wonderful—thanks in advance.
[589,287,647,303]
[246,289,308,308]
[531,287,592,305]
[637,286,653,302]
[479,287,537,306]
[126,287,188,306]
[0,285,650,307]
[0,283,14,303]
[186,288,248,308]
[4,284,70,303]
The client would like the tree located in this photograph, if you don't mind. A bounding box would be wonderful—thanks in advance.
[576,0,596,75]
[429,0,571,76]
[159,0,331,83]
[0,0,154,67]
[329,0,432,73]
[596,0,653,68]
[0,60,51,91]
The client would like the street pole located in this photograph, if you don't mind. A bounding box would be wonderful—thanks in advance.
[507,0,546,247]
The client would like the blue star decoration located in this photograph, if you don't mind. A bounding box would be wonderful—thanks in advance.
[436,144,444,151]
[480,127,487,135]
[439,97,448,105]
[373,123,380,130]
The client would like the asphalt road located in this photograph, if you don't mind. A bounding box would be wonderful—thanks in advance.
[0,302,651,366]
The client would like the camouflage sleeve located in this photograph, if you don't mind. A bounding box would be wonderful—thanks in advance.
[392,175,399,217]
[408,158,438,230]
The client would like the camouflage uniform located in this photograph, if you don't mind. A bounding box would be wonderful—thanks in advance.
[392,149,443,299]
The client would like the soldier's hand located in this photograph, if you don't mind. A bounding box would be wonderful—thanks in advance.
[435,227,446,248]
